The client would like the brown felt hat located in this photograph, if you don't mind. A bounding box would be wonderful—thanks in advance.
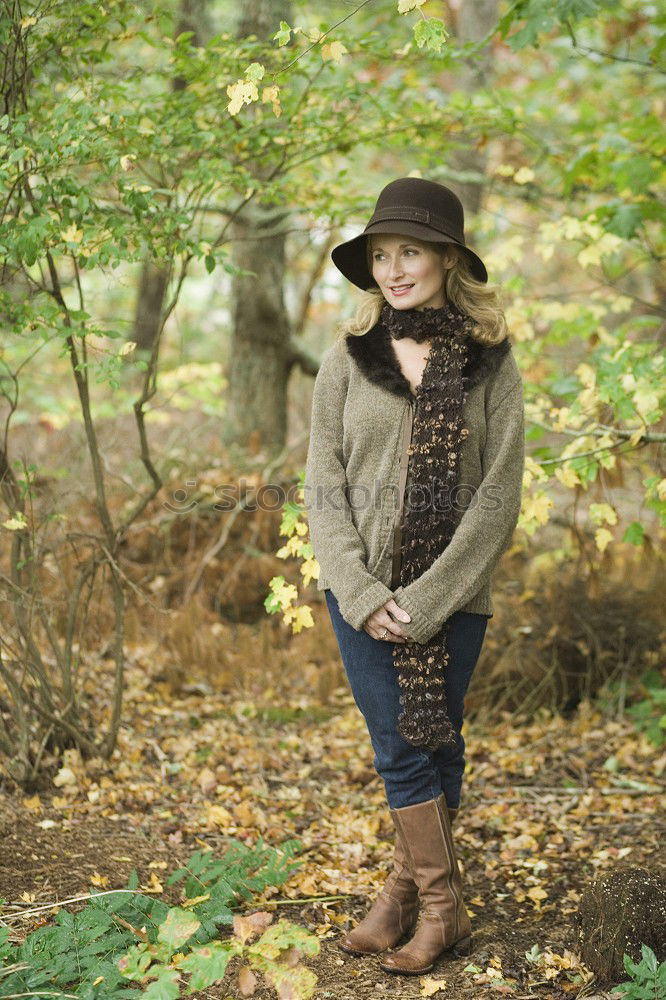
[331,177,488,288]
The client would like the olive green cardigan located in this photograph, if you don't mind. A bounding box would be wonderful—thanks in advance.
[303,323,525,645]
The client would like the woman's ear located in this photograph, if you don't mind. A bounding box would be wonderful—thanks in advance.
[440,246,457,270]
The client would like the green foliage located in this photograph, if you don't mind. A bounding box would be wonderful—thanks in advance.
[0,882,169,998]
[118,915,318,999]
[596,670,666,749]
[497,0,617,51]
[0,840,311,1000]
[165,840,302,945]
[625,671,666,748]
[412,18,449,51]
[612,945,666,999]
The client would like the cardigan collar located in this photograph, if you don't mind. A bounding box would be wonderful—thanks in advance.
[345,320,511,399]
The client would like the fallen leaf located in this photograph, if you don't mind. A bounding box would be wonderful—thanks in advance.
[238,966,257,997]
[198,767,217,795]
[233,910,274,944]
[53,766,77,788]
[420,975,447,995]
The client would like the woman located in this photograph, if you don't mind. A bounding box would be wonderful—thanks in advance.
[303,177,525,975]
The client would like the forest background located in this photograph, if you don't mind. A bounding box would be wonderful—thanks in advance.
[0,1,664,998]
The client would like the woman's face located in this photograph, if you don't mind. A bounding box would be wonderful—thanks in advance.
[369,234,454,310]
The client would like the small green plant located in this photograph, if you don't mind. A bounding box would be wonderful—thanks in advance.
[118,908,319,998]
[612,945,666,999]
[625,671,666,748]
[0,839,317,1000]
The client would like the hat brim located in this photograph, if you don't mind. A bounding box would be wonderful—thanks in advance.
[331,220,488,288]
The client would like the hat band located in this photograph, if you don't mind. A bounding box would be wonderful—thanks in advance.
[367,205,462,242]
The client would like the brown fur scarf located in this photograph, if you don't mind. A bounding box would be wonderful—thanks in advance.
[381,300,473,751]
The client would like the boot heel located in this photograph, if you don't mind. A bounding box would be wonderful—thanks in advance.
[452,935,472,957]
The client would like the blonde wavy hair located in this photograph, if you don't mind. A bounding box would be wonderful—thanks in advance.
[334,237,508,347]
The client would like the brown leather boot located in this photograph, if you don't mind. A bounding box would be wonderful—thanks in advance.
[379,794,471,975]
[338,834,419,955]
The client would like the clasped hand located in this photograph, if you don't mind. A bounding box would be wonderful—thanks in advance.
[363,599,412,643]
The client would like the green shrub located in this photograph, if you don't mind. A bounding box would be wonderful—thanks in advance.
[611,945,666,1000]
[0,838,318,999]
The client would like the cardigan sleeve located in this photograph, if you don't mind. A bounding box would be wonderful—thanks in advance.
[391,371,525,644]
[303,342,395,631]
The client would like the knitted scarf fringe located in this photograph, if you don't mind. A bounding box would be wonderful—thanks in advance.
[381,301,473,752]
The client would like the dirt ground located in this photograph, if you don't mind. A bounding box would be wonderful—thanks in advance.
[1,655,664,1000]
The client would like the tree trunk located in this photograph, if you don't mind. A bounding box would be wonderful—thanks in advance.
[222,0,294,457]
[447,0,498,215]
[130,0,212,351]
[132,259,170,352]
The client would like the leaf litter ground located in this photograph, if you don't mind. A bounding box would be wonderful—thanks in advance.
[1,656,664,1000]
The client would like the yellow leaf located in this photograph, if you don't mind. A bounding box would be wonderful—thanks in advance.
[139,872,164,893]
[398,0,427,12]
[522,456,547,489]
[514,166,535,184]
[594,527,613,552]
[527,886,547,903]
[273,579,298,609]
[554,465,581,489]
[283,604,314,634]
[300,557,319,587]
[183,894,211,907]
[522,492,553,526]
[3,513,28,531]
[575,363,596,389]
[588,502,617,526]
[90,872,109,887]
[60,224,83,244]
[119,341,136,356]
[276,535,301,559]
[226,79,258,116]
[261,85,281,117]
[53,766,77,787]
[633,387,659,418]
[206,804,234,827]
[321,41,348,62]
[420,976,447,996]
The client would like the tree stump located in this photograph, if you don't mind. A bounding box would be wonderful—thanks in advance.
[577,866,666,983]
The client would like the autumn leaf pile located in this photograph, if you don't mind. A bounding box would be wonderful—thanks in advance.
[1,638,663,999]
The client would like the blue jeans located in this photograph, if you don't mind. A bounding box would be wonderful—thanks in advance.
[324,588,489,810]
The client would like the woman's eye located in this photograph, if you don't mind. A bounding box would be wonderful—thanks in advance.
[373,249,417,260]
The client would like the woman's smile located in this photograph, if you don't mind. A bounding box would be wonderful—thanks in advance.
[369,235,452,310]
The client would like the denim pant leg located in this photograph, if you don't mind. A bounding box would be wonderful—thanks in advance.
[431,610,489,809]
[324,588,441,809]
